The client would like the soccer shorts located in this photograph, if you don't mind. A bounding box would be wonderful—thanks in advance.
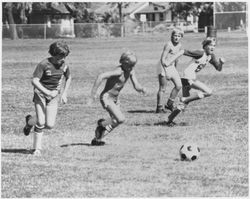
[33,89,59,107]
[100,93,120,109]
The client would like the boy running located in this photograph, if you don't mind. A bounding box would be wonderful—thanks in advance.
[166,38,225,126]
[89,51,147,146]
[156,28,185,113]
[23,41,71,155]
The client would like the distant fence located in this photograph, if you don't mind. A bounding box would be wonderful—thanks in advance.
[214,11,247,30]
[2,19,247,39]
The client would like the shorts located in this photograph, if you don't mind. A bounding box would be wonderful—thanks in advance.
[100,93,120,109]
[159,65,179,81]
[33,89,59,107]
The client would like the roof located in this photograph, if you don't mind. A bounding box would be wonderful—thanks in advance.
[94,2,148,15]
[122,2,148,15]
[135,2,170,14]
[32,3,71,15]
[50,3,70,14]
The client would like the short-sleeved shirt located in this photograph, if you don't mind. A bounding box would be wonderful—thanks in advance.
[33,58,70,91]
[183,50,222,80]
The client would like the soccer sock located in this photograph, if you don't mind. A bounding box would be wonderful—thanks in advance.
[168,108,181,122]
[167,98,174,107]
[33,125,44,150]
[103,119,119,136]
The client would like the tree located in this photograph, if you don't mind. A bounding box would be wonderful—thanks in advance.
[3,2,32,39]
[3,3,18,39]
[215,2,246,12]
[64,2,97,23]
[107,2,130,23]
[169,2,204,19]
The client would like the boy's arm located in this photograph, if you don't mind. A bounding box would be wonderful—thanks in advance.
[61,74,72,104]
[209,54,225,71]
[183,49,204,59]
[161,44,184,67]
[130,69,146,94]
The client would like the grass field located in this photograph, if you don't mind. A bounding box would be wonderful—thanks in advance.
[1,31,248,197]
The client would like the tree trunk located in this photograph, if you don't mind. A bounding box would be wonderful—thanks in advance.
[118,3,122,23]
[6,3,19,40]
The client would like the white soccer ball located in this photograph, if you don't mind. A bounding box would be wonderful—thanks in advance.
[179,143,200,161]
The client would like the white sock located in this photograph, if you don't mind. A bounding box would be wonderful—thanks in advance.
[33,132,44,150]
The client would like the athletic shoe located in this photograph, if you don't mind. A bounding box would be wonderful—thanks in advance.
[91,138,105,146]
[23,115,33,136]
[95,126,106,140]
[31,149,41,156]
[176,102,187,111]
[156,107,167,113]
[165,121,177,127]
[97,118,105,126]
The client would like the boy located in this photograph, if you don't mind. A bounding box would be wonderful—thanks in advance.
[166,38,225,126]
[156,28,185,113]
[89,51,147,146]
[23,41,72,155]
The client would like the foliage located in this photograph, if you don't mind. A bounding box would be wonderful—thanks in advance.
[65,2,97,23]
[169,2,213,20]
[215,2,247,12]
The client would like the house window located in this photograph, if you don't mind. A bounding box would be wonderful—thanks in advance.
[160,13,164,21]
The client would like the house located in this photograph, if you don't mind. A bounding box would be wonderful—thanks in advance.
[29,2,75,37]
[134,2,172,22]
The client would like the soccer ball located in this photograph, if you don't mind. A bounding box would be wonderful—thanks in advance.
[179,143,200,161]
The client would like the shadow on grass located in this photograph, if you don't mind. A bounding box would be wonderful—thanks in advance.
[130,121,189,127]
[1,148,32,154]
[154,121,189,126]
[127,110,155,113]
[60,143,91,147]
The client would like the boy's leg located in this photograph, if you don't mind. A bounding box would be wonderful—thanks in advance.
[45,98,58,129]
[181,80,212,104]
[166,71,182,112]
[166,78,190,125]
[92,101,124,145]
[32,101,46,155]
[156,74,168,113]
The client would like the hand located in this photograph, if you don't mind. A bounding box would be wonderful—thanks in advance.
[61,93,68,104]
[219,57,225,64]
[141,87,148,96]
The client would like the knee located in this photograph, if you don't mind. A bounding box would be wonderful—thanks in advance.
[116,116,126,124]
[158,87,166,93]
[45,123,55,130]
[175,84,182,91]
[205,89,213,97]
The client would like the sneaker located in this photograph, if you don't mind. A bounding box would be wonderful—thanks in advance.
[156,108,167,113]
[95,126,106,140]
[156,107,167,113]
[165,121,177,127]
[91,138,105,146]
[23,115,33,136]
[97,118,105,126]
[30,149,41,156]
[176,102,187,111]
